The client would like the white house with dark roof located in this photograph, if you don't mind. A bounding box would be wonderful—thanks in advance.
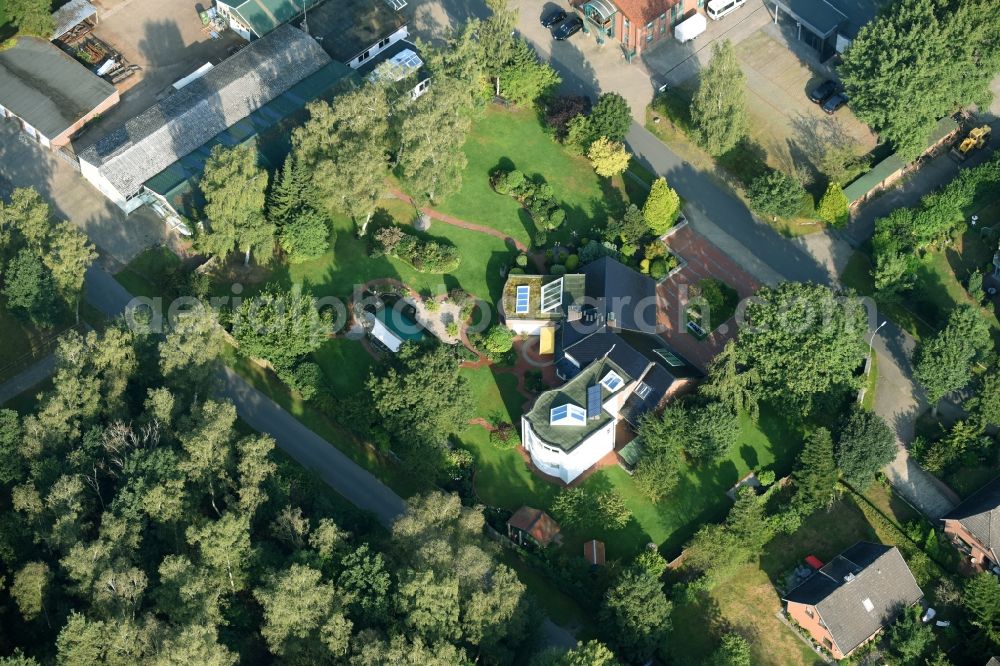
[77,24,330,213]
[506,257,695,483]
[783,542,923,659]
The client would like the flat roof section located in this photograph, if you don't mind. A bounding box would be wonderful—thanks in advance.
[298,0,406,63]
[773,0,847,38]
[0,36,117,140]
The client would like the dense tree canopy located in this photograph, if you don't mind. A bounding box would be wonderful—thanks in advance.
[0,327,552,664]
[834,407,896,489]
[6,0,54,37]
[366,345,473,471]
[734,282,867,411]
[600,567,671,664]
[198,144,273,266]
[840,0,1000,158]
[914,305,993,407]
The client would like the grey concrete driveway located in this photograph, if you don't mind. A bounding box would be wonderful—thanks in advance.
[0,122,166,265]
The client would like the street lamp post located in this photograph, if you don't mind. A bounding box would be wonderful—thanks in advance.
[867,320,887,374]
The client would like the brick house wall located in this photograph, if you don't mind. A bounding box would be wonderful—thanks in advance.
[50,90,120,148]
[943,519,994,567]
[577,0,706,58]
[786,600,844,659]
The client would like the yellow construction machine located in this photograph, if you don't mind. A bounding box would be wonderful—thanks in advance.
[952,125,992,159]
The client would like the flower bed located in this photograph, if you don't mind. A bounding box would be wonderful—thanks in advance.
[371,225,461,273]
[492,168,565,233]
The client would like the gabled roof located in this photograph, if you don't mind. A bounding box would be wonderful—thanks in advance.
[580,256,659,333]
[508,507,560,546]
[0,36,117,140]
[78,24,330,199]
[226,0,325,38]
[564,329,651,380]
[944,475,1000,562]
[784,542,923,657]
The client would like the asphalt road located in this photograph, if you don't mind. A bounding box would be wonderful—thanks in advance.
[81,264,407,528]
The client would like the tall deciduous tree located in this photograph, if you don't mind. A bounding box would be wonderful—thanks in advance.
[198,144,272,266]
[367,346,472,460]
[6,0,55,37]
[398,80,472,203]
[792,428,838,512]
[642,177,681,235]
[835,407,896,489]
[159,305,224,393]
[914,305,993,409]
[253,563,350,661]
[230,286,329,378]
[691,40,747,155]
[3,249,59,326]
[497,39,560,107]
[292,86,390,234]
[1,187,50,251]
[43,221,96,323]
[840,0,1000,159]
[735,282,867,411]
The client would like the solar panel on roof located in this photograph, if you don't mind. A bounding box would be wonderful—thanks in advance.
[587,384,601,419]
[515,285,530,314]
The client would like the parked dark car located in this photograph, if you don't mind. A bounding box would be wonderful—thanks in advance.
[553,16,582,40]
[821,93,848,114]
[541,9,567,27]
[808,79,838,104]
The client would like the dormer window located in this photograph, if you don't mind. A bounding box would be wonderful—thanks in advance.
[600,370,623,392]
[550,404,586,426]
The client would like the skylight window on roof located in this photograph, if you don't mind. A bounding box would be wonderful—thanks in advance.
[862,598,874,612]
[634,381,652,400]
[540,277,564,313]
[600,370,624,392]
[654,348,684,367]
[550,403,586,426]
[515,285,530,314]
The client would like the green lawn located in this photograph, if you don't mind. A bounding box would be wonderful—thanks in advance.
[437,107,632,246]
[841,243,1000,340]
[459,365,805,560]
[114,246,183,300]
[267,205,515,305]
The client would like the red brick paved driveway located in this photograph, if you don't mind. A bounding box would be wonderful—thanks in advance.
[656,224,761,370]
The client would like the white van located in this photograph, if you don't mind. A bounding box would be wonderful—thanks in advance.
[706,0,747,20]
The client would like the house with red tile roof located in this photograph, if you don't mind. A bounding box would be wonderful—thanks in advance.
[571,0,706,58]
